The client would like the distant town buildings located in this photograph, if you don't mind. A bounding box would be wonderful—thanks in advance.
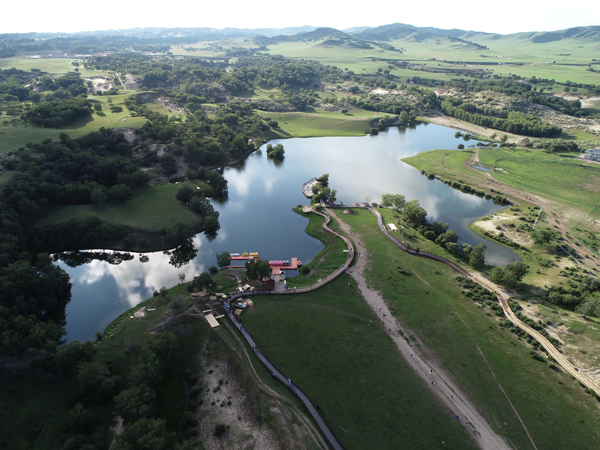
[24,50,167,59]
[26,51,117,59]
[584,148,600,162]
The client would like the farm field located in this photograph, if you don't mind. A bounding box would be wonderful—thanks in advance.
[263,41,402,74]
[256,35,600,84]
[0,56,104,76]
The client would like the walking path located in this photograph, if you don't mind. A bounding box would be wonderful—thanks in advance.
[220,204,600,450]
[332,211,512,450]
[367,206,600,398]
[224,304,345,450]
[221,207,352,450]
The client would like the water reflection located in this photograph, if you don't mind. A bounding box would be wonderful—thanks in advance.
[60,124,520,342]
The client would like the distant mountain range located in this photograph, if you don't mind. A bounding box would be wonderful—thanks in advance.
[1,23,599,45]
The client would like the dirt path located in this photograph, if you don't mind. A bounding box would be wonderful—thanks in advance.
[330,211,512,450]
[423,115,522,144]
[219,321,329,450]
[455,149,598,272]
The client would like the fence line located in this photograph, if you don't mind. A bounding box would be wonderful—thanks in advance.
[219,203,600,450]
[219,207,353,450]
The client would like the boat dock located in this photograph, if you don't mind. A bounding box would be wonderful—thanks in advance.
[302,178,318,198]
[228,254,302,274]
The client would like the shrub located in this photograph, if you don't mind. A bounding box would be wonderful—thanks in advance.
[214,423,228,437]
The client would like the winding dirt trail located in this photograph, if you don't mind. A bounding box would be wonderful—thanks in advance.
[465,149,598,271]
[330,210,513,450]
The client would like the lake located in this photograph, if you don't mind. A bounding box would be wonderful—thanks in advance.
[58,124,519,342]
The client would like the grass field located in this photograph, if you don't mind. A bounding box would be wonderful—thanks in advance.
[286,208,348,287]
[264,41,404,74]
[478,148,600,210]
[0,93,149,153]
[255,109,380,138]
[241,273,478,450]
[35,181,208,232]
[402,148,600,225]
[334,208,600,449]
[256,34,600,84]
[0,56,105,76]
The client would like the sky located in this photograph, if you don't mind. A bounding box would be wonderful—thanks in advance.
[4,0,599,35]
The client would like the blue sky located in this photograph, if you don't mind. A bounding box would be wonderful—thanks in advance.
[5,0,599,35]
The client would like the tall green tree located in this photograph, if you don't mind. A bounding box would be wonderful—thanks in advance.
[469,244,486,270]
[216,251,231,268]
[381,194,406,212]
[187,272,216,294]
[114,384,157,425]
[245,259,272,281]
[402,199,427,227]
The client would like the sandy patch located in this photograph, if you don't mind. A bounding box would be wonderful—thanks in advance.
[196,351,304,450]
[472,213,533,248]
[108,417,125,450]
[371,88,401,95]
[118,128,138,144]
[86,76,113,92]
[423,115,522,143]
[123,74,139,90]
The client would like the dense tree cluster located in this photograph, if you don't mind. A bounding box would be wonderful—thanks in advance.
[489,261,529,289]
[126,97,266,167]
[548,275,600,308]
[440,99,562,137]
[0,130,152,355]
[1,71,89,118]
[266,143,285,160]
[22,97,92,127]
[446,78,584,116]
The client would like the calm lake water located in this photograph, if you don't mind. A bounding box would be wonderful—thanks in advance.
[59,124,519,342]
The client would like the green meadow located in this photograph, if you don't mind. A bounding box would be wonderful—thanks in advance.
[35,181,209,233]
[255,109,380,138]
[285,207,348,287]
[242,274,478,450]
[334,208,600,449]
[0,93,149,153]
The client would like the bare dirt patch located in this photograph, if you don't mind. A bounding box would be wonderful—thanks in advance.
[123,74,139,90]
[86,76,114,92]
[195,350,306,450]
[423,115,522,143]
[472,213,533,248]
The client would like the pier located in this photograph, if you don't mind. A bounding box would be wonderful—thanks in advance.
[302,178,318,198]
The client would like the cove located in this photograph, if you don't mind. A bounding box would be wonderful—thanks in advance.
[58,124,519,342]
